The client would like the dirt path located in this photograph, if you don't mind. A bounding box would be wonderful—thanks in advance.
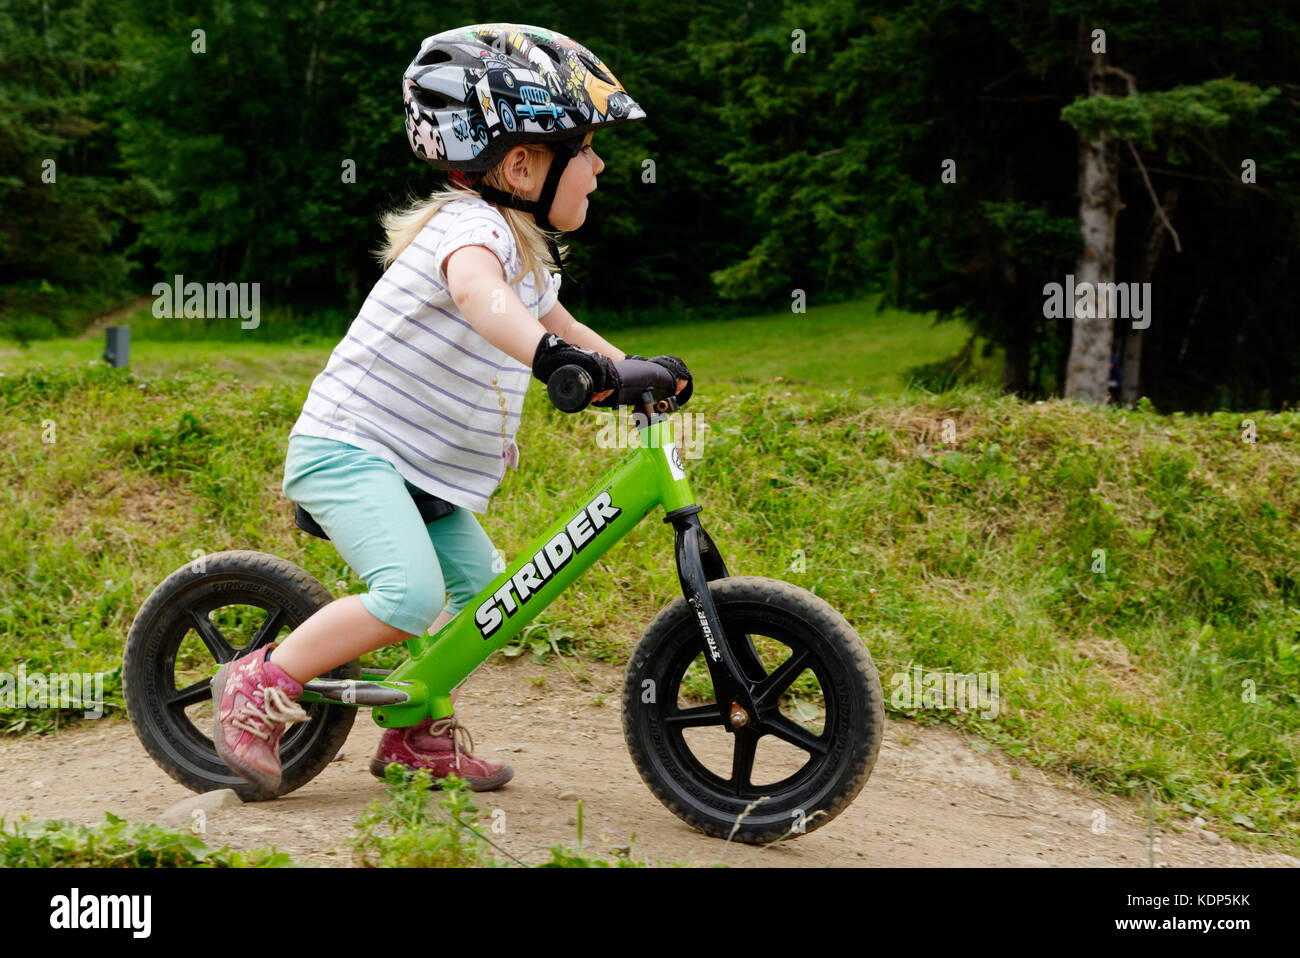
[1,657,1295,868]
[74,296,154,339]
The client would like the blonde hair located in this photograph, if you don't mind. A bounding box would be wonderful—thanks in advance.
[372,144,569,290]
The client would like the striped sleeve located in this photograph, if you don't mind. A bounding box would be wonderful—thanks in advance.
[431,207,515,285]
[536,267,561,319]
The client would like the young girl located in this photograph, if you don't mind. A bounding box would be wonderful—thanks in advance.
[210,24,691,793]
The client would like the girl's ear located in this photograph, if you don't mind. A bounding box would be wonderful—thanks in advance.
[500,147,524,192]
[500,145,549,194]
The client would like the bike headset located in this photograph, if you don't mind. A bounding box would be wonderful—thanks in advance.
[402,23,647,288]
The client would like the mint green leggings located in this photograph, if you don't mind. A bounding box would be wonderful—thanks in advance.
[282,434,499,636]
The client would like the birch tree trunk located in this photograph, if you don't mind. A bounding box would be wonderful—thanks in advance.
[1064,52,1124,402]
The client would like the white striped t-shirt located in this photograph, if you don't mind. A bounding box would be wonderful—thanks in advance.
[288,196,561,514]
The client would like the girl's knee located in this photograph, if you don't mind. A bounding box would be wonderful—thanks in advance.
[466,546,503,599]
[444,564,495,617]
[362,577,444,636]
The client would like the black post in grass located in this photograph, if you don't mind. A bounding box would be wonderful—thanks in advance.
[105,326,129,368]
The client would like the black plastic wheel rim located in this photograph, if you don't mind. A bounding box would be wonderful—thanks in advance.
[657,611,842,806]
[146,581,335,781]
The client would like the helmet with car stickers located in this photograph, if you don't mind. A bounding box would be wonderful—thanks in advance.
[395,22,639,282]
[403,23,645,175]
[402,23,646,280]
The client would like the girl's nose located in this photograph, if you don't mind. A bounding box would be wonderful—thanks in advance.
[592,151,605,174]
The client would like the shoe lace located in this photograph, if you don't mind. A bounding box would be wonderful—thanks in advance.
[231,685,309,741]
[426,716,474,773]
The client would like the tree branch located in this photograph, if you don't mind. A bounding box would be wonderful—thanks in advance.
[1098,65,1137,96]
[1187,132,1275,196]
[1125,139,1182,253]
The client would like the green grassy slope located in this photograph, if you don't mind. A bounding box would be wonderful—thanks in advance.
[1,298,1296,850]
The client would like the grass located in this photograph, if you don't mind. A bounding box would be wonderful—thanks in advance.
[351,766,506,867]
[0,812,294,867]
[0,771,651,867]
[353,765,650,867]
[0,292,996,394]
[1,294,1297,853]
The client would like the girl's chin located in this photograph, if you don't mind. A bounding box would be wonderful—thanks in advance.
[558,206,587,231]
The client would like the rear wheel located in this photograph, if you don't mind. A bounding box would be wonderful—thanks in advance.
[623,576,883,844]
[123,550,359,801]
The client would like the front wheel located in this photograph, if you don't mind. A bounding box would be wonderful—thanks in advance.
[622,576,883,844]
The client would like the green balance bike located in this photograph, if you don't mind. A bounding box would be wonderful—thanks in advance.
[123,361,885,843]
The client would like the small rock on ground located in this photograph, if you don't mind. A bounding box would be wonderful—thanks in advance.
[158,788,242,828]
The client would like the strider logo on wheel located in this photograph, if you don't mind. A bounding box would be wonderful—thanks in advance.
[475,491,622,639]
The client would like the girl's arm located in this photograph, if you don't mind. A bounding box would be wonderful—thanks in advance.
[446,245,617,401]
[446,245,549,365]
[539,300,625,362]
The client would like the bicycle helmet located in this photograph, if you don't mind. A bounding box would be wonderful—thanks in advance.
[402,23,646,277]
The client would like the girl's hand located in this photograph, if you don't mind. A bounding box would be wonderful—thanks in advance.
[590,381,681,404]
[622,354,693,407]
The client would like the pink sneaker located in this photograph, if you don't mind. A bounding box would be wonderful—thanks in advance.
[212,643,308,791]
[370,714,514,791]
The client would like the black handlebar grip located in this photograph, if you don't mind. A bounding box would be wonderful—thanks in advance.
[611,359,675,406]
[547,364,593,413]
[547,360,676,412]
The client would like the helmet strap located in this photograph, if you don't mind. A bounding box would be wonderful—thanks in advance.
[476,137,584,286]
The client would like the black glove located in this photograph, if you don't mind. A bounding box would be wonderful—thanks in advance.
[532,333,621,407]
[625,354,693,407]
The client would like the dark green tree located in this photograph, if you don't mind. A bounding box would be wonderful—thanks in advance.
[696,0,1300,409]
[0,0,146,329]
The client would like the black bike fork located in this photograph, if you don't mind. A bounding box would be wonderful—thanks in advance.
[663,505,765,730]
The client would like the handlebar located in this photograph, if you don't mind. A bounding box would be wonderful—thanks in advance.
[546,359,679,415]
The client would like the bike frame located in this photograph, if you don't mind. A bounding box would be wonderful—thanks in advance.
[295,405,762,729]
